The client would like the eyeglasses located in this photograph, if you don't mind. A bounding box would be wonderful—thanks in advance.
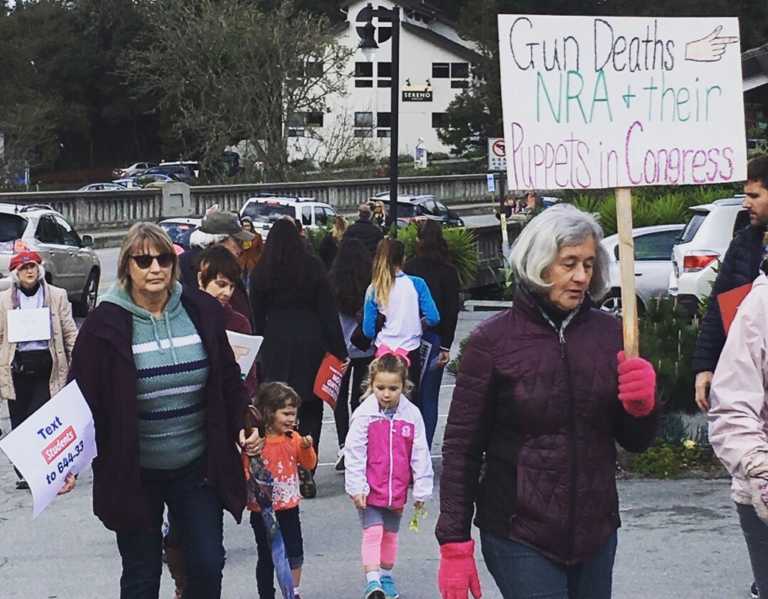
[130,253,174,269]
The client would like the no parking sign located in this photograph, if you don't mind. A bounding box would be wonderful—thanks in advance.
[488,138,507,172]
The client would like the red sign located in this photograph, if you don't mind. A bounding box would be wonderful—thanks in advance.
[313,353,348,410]
[41,426,77,464]
[492,139,505,157]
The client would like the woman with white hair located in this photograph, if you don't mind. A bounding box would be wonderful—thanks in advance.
[435,204,658,599]
[0,250,78,490]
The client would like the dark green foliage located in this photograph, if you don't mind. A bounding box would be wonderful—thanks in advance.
[398,223,479,287]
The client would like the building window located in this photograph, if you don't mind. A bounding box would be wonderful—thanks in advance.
[451,80,470,89]
[432,62,449,78]
[306,61,324,78]
[306,112,324,127]
[355,80,374,88]
[377,129,391,138]
[377,62,392,78]
[287,112,304,137]
[377,79,392,88]
[355,62,373,77]
[432,112,451,128]
[354,112,373,128]
[354,129,373,138]
[377,112,392,128]
[451,62,469,78]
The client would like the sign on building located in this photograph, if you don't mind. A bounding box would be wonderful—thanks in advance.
[403,84,433,102]
[497,15,746,190]
[488,138,507,171]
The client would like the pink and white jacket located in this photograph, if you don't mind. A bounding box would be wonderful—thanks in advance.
[344,394,433,509]
[710,273,768,505]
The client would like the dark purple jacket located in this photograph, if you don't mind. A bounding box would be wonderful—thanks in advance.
[69,288,247,531]
[435,289,657,565]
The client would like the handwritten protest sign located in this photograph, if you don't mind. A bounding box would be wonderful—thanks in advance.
[7,307,51,343]
[0,381,97,517]
[497,16,746,190]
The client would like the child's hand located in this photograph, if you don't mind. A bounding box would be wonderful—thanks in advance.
[409,502,428,532]
[239,428,264,457]
[351,494,367,509]
[301,434,313,449]
[414,500,424,510]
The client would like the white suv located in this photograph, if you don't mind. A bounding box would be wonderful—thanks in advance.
[239,196,337,237]
[668,196,750,315]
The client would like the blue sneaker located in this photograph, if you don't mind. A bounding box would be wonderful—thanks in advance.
[363,580,385,599]
[380,575,400,599]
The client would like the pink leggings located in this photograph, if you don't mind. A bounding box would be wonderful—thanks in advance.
[361,525,398,568]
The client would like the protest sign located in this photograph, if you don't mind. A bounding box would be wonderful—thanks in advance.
[497,15,747,356]
[7,307,51,343]
[313,353,348,410]
[226,330,263,377]
[497,16,746,191]
[0,381,97,517]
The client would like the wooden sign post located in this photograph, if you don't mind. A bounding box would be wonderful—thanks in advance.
[615,189,639,358]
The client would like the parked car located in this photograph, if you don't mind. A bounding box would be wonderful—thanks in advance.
[112,162,156,178]
[77,182,128,192]
[158,217,201,250]
[0,204,100,315]
[137,173,175,188]
[598,224,685,315]
[373,192,464,227]
[112,177,141,189]
[141,165,195,183]
[668,196,750,315]
[240,195,337,237]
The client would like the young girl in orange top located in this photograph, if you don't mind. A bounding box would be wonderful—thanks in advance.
[244,382,317,599]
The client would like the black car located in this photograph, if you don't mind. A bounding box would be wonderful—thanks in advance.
[373,193,464,228]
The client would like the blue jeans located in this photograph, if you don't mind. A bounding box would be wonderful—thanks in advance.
[481,531,617,599]
[418,332,443,449]
[115,461,225,599]
[737,503,768,596]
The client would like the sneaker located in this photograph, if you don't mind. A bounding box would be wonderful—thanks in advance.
[15,479,29,490]
[298,466,317,499]
[335,448,345,471]
[380,574,399,599]
[752,582,760,599]
[363,580,385,599]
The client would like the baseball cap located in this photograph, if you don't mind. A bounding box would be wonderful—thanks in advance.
[199,210,255,241]
[10,250,43,271]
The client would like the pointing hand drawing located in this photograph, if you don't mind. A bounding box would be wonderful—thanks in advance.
[685,25,738,62]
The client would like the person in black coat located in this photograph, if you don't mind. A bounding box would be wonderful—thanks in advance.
[250,217,348,497]
[343,203,384,256]
[693,155,768,414]
[403,220,460,448]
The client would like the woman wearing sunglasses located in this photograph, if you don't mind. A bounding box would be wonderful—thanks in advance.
[69,222,258,599]
[0,250,78,491]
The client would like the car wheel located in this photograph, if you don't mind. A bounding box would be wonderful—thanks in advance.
[74,269,99,317]
[598,291,644,317]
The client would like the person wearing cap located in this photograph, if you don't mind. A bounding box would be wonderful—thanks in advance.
[0,250,78,490]
[343,203,384,257]
[179,209,255,325]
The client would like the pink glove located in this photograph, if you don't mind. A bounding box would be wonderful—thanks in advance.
[617,351,656,418]
[438,540,482,599]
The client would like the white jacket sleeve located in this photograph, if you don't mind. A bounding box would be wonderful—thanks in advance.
[344,406,371,498]
[709,284,768,478]
[410,406,434,502]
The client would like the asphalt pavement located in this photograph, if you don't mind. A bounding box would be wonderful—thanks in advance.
[0,274,758,599]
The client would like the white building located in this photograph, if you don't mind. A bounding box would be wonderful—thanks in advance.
[287,0,480,164]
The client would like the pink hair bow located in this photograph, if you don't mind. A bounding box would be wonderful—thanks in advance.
[375,344,411,367]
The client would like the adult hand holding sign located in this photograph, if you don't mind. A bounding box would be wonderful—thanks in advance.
[685,25,738,62]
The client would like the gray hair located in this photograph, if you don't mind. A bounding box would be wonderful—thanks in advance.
[509,204,609,299]
[189,228,228,249]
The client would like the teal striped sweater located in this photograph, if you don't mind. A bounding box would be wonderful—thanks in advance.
[101,283,209,470]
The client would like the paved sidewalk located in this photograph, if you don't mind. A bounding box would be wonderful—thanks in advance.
[0,311,756,598]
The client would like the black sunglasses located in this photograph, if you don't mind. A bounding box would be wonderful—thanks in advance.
[131,253,174,269]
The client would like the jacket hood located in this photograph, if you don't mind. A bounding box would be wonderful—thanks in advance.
[101,281,183,320]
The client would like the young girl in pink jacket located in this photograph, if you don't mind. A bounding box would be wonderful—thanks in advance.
[344,353,434,599]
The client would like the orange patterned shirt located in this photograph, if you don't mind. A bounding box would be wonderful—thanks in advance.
[243,433,318,512]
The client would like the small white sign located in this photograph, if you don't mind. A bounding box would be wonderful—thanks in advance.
[226,331,263,377]
[488,138,507,171]
[487,174,496,192]
[7,307,51,343]
[497,15,746,189]
[0,381,97,517]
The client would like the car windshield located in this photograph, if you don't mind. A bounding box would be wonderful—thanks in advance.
[0,214,26,243]
[160,222,196,246]
[383,203,416,218]
[680,212,707,243]
[242,202,294,222]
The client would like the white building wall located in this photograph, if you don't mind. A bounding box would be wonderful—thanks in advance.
[287,0,477,164]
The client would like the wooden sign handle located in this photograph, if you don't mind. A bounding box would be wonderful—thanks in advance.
[615,188,639,358]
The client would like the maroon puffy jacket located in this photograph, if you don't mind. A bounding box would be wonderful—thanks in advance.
[435,289,657,565]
